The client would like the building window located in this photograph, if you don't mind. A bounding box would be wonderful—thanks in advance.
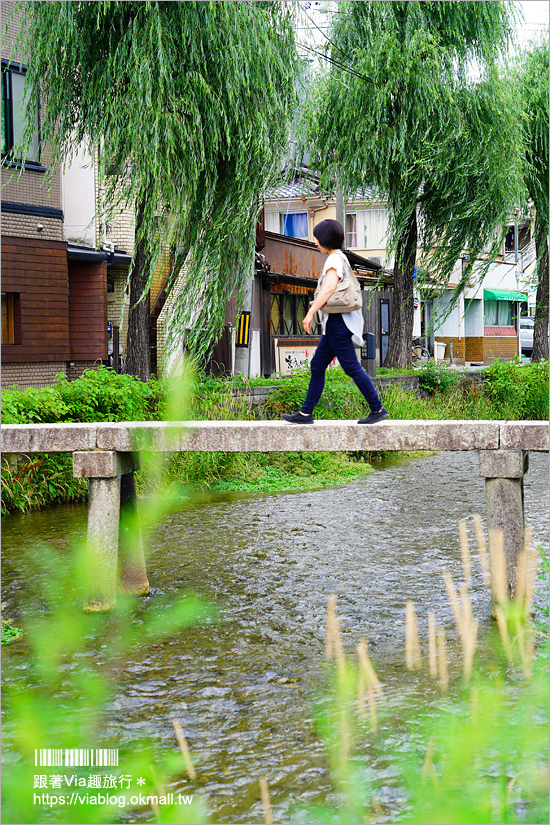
[504,223,532,254]
[270,290,320,336]
[1,292,19,344]
[280,212,308,240]
[1,61,40,164]
[345,213,357,248]
[485,299,513,326]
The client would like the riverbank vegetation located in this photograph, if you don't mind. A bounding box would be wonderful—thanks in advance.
[1,359,548,513]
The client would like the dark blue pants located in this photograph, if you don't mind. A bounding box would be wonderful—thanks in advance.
[301,314,382,415]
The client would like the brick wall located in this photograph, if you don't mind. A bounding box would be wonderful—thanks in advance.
[434,337,466,364]
[482,336,519,363]
[1,2,62,214]
[1,213,63,242]
[441,336,519,364]
[1,360,67,389]
[66,361,101,382]
[1,360,103,390]
[464,337,485,363]
[94,148,136,255]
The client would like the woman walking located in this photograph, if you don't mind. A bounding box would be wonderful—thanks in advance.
[282,219,389,425]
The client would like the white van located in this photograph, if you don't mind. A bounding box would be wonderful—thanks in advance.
[520,317,534,356]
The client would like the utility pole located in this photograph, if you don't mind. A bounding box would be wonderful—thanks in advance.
[335,178,346,242]
[515,211,522,358]
[234,258,255,377]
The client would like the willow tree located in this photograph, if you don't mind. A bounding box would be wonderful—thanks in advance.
[516,39,549,362]
[306,1,524,367]
[14,1,298,378]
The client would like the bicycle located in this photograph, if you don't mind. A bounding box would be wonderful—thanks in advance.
[411,337,430,367]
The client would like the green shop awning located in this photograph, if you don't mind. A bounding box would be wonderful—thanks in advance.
[484,289,527,302]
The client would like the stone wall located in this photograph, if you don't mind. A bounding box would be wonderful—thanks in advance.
[229,372,488,409]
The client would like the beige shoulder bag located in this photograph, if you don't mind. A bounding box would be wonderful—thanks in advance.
[314,250,362,314]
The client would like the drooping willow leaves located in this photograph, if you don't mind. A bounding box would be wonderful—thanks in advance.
[303,1,526,364]
[11,1,299,361]
[513,37,549,361]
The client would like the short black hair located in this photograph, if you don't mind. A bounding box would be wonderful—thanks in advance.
[313,219,345,250]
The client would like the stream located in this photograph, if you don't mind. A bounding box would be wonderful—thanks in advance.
[2,451,548,823]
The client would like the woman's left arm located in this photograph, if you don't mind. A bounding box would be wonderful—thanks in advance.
[303,268,339,333]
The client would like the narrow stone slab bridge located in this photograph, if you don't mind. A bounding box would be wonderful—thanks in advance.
[3,420,548,611]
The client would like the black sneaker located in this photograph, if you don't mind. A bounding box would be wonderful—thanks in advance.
[282,411,314,424]
[358,408,389,424]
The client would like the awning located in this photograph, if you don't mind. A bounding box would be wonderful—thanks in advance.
[484,289,527,302]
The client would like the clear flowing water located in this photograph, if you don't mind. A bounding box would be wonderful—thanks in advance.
[2,451,548,823]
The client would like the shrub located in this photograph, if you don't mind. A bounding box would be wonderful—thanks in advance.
[1,367,164,424]
[417,361,460,394]
[482,359,549,420]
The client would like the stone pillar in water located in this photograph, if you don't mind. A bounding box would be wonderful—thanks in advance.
[479,449,528,594]
[119,472,150,596]
[74,450,147,611]
[85,476,121,611]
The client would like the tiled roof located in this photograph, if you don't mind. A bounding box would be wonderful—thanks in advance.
[265,181,383,203]
[265,178,321,200]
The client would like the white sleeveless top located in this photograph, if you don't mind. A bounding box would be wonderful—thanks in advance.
[317,250,364,347]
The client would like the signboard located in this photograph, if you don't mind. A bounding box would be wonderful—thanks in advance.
[235,312,251,347]
[278,346,317,375]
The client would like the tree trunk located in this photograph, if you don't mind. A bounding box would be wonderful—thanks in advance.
[123,204,151,381]
[531,212,549,363]
[383,207,417,368]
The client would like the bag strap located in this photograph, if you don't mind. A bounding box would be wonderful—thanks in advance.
[334,249,358,286]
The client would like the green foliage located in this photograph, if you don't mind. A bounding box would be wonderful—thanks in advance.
[1,618,23,645]
[1,454,87,516]
[160,450,372,495]
[0,384,71,424]
[13,0,300,361]
[482,359,549,419]
[304,1,525,363]
[52,368,164,422]
[1,368,163,514]
[417,361,460,393]
[1,368,162,424]
[307,0,523,281]
[515,37,549,224]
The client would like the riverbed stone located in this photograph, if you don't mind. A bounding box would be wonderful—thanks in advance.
[84,476,121,612]
[479,449,528,479]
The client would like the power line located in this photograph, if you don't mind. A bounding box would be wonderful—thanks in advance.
[297,41,374,84]
[300,4,351,63]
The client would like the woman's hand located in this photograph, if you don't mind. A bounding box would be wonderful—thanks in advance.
[303,310,314,334]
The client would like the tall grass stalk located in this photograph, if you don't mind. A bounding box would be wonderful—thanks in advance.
[303,517,548,824]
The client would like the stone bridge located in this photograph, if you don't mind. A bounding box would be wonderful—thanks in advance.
[3,420,548,611]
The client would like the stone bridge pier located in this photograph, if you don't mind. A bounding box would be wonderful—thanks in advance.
[479,449,529,594]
